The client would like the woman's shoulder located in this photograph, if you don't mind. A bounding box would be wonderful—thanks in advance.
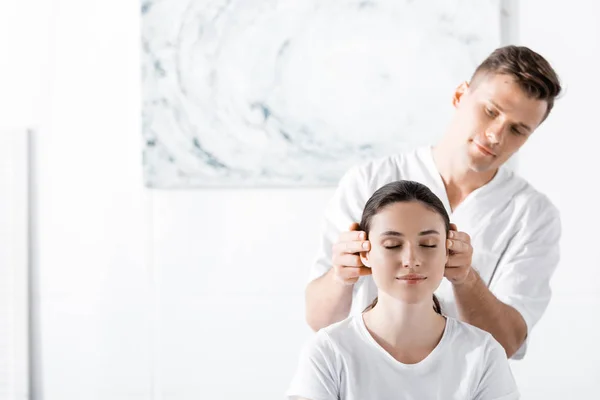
[445,317,500,352]
[298,317,359,367]
[311,315,367,354]
[445,319,518,398]
[319,315,362,342]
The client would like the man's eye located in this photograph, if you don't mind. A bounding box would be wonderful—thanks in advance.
[511,126,524,136]
[485,107,496,117]
[421,244,437,248]
[384,244,400,249]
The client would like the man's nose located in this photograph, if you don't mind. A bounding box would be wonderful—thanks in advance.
[485,121,505,145]
[486,126,501,144]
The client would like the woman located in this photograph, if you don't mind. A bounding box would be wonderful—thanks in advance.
[287,181,519,399]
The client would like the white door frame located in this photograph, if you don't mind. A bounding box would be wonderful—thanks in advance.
[0,129,30,400]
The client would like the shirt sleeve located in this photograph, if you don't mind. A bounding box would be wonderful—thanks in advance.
[286,332,341,400]
[307,165,371,283]
[488,195,561,360]
[472,335,520,400]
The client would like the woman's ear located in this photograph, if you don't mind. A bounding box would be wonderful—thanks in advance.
[360,251,371,268]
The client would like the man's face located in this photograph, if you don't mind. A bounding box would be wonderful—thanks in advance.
[450,73,549,172]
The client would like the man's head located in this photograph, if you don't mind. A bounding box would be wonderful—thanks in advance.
[445,45,562,173]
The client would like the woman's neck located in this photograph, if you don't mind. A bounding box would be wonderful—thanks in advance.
[362,295,446,363]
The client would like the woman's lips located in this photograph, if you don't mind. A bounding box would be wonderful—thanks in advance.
[396,274,427,284]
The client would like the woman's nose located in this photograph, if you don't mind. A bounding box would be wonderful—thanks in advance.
[401,246,420,268]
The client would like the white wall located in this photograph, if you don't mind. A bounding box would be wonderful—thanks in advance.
[151,189,323,398]
[35,1,155,398]
[1,1,154,398]
[508,1,600,397]
[1,0,599,399]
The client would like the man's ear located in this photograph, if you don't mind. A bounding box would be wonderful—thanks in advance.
[360,251,371,268]
[452,81,470,108]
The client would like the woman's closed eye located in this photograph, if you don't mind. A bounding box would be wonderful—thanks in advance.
[382,243,438,249]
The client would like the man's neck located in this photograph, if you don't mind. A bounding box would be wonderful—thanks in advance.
[431,143,498,211]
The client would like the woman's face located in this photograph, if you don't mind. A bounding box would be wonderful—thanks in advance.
[361,201,448,306]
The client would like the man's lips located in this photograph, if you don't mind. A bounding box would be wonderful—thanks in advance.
[473,140,496,156]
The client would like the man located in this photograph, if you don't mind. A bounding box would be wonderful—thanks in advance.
[305,45,562,359]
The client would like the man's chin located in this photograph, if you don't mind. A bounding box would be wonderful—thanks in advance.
[465,149,496,172]
[466,158,495,173]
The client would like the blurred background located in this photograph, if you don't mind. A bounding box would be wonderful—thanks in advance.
[0,0,599,399]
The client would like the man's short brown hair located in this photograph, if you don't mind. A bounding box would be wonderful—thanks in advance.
[470,45,562,122]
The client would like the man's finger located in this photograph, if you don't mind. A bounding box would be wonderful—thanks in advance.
[448,230,471,244]
[446,259,471,268]
[336,265,371,279]
[449,223,458,231]
[446,252,472,266]
[447,238,471,254]
[339,230,367,242]
[444,266,461,275]
[348,222,360,231]
[336,265,360,279]
[333,254,365,268]
[333,240,370,255]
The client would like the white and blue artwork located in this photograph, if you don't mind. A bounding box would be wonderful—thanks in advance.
[141,0,501,187]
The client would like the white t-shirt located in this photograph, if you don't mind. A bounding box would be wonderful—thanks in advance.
[287,315,519,400]
[310,147,561,359]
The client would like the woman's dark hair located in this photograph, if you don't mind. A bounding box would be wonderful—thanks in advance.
[360,180,450,314]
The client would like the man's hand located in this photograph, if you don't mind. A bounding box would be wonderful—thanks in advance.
[445,223,474,285]
[331,222,372,286]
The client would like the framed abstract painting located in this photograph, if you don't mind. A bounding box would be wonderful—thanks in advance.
[141,0,502,187]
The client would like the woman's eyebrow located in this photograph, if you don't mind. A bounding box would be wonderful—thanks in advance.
[419,230,440,236]
[380,231,403,237]
[379,230,440,236]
